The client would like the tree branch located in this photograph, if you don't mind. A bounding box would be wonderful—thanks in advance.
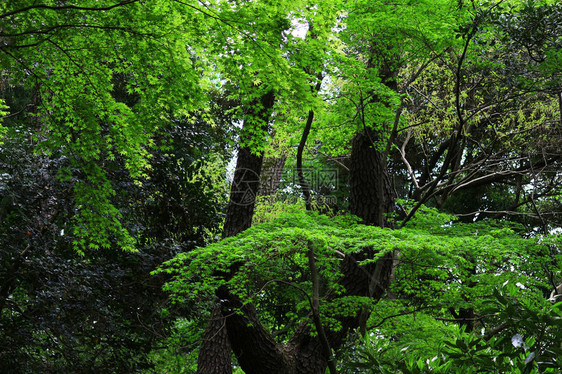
[0,24,151,39]
[0,1,140,19]
[307,242,338,374]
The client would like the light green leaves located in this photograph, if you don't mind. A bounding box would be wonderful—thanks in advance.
[1,0,208,251]
[158,206,556,339]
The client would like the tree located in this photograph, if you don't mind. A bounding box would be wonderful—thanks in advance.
[160,207,561,373]
[393,0,562,228]
[163,1,561,372]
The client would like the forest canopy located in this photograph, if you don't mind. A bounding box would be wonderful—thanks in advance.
[0,0,561,373]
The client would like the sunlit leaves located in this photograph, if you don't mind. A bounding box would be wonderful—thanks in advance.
[1,0,208,251]
[158,206,558,342]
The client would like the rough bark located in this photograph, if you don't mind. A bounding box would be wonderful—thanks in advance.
[349,128,395,228]
[349,126,396,335]
[216,286,295,374]
[196,304,232,373]
[199,90,397,374]
[222,90,275,237]
[222,145,266,238]
[258,154,286,197]
[307,243,338,374]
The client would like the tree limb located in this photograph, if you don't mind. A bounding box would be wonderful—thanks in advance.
[0,1,140,19]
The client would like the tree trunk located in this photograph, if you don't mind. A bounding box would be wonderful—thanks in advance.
[350,128,394,228]
[203,29,401,372]
[258,154,286,197]
[222,145,266,238]
[196,90,275,374]
[196,303,232,373]
[349,126,396,334]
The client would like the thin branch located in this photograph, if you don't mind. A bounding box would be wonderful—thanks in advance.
[297,67,323,210]
[0,24,151,39]
[449,169,522,195]
[307,242,338,374]
[254,279,312,306]
[528,156,548,233]
[315,150,349,172]
[434,313,496,322]
[484,322,508,341]
[368,305,440,330]
[0,1,140,19]
[171,0,278,63]
[297,108,315,211]
[399,129,420,189]
[453,210,558,218]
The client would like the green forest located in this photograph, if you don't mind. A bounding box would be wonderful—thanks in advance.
[1,0,561,373]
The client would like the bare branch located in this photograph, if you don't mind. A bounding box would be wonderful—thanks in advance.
[399,129,420,189]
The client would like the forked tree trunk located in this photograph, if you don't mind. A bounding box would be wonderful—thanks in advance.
[196,65,396,371]
[197,124,395,374]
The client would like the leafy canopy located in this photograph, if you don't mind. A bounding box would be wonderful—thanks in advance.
[158,205,556,336]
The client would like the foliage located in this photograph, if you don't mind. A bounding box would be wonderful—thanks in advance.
[0,84,230,371]
[343,282,562,373]
[0,98,7,140]
[147,318,200,374]
[391,0,562,228]
[395,209,555,313]
[159,208,377,333]
[1,0,561,372]
[1,0,214,251]
[337,205,561,372]
[159,206,560,358]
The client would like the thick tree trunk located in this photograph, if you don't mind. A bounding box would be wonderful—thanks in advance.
[349,128,394,228]
[349,127,395,334]
[196,90,275,374]
[222,90,275,238]
[216,286,297,374]
[196,304,232,373]
[222,145,266,238]
[204,37,398,374]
